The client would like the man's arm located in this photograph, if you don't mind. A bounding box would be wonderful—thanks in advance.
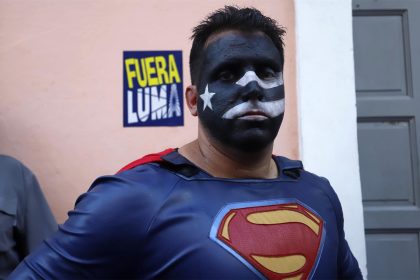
[9,175,155,279]
[320,177,363,279]
[337,237,363,279]
[16,164,57,256]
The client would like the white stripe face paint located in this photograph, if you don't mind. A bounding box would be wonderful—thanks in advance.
[221,71,285,119]
[235,71,283,89]
[222,99,285,119]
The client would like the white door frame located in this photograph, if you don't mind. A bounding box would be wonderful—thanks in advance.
[294,0,367,277]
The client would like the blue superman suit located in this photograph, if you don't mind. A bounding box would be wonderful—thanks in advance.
[9,149,362,279]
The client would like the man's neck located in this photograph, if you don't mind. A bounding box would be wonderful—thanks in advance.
[178,132,278,179]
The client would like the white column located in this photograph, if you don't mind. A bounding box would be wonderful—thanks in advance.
[294,0,367,277]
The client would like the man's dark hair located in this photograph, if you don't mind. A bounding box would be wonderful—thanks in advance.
[189,6,286,85]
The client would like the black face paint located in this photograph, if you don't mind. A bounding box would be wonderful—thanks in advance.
[196,31,285,152]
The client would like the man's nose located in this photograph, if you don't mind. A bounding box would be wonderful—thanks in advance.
[241,81,264,102]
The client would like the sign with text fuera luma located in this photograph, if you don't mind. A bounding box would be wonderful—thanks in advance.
[123,51,183,127]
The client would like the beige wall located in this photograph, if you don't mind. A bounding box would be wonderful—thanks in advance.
[0,0,297,223]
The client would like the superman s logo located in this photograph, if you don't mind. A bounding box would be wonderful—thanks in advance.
[210,200,325,280]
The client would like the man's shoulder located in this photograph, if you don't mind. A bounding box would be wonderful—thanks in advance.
[117,148,175,173]
[67,153,183,236]
[0,154,21,166]
[274,155,335,192]
[0,155,29,176]
[0,155,37,196]
[80,149,181,206]
[87,166,180,200]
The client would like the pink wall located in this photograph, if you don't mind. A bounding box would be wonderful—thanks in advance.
[0,0,297,223]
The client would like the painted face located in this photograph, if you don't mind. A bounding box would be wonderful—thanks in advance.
[196,31,285,152]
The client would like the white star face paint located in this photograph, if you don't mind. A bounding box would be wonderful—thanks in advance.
[200,85,216,111]
[236,71,283,89]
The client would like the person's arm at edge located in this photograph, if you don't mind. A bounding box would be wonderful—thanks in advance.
[16,164,57,257]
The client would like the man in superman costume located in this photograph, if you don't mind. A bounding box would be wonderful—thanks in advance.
[10,6,363,280]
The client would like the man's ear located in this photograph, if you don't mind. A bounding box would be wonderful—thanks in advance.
[185,85,198,116]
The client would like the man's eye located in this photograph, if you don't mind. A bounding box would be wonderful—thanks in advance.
[259,69,277,80]
[218,71,235,81]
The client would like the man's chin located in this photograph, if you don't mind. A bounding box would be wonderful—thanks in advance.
[200,115,283,153]
[227,129,277,153]
[230,117,282,151]
[213,124,281,153]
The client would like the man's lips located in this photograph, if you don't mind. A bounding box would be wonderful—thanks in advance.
[238,110,269,120]
[222,99,285,120]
